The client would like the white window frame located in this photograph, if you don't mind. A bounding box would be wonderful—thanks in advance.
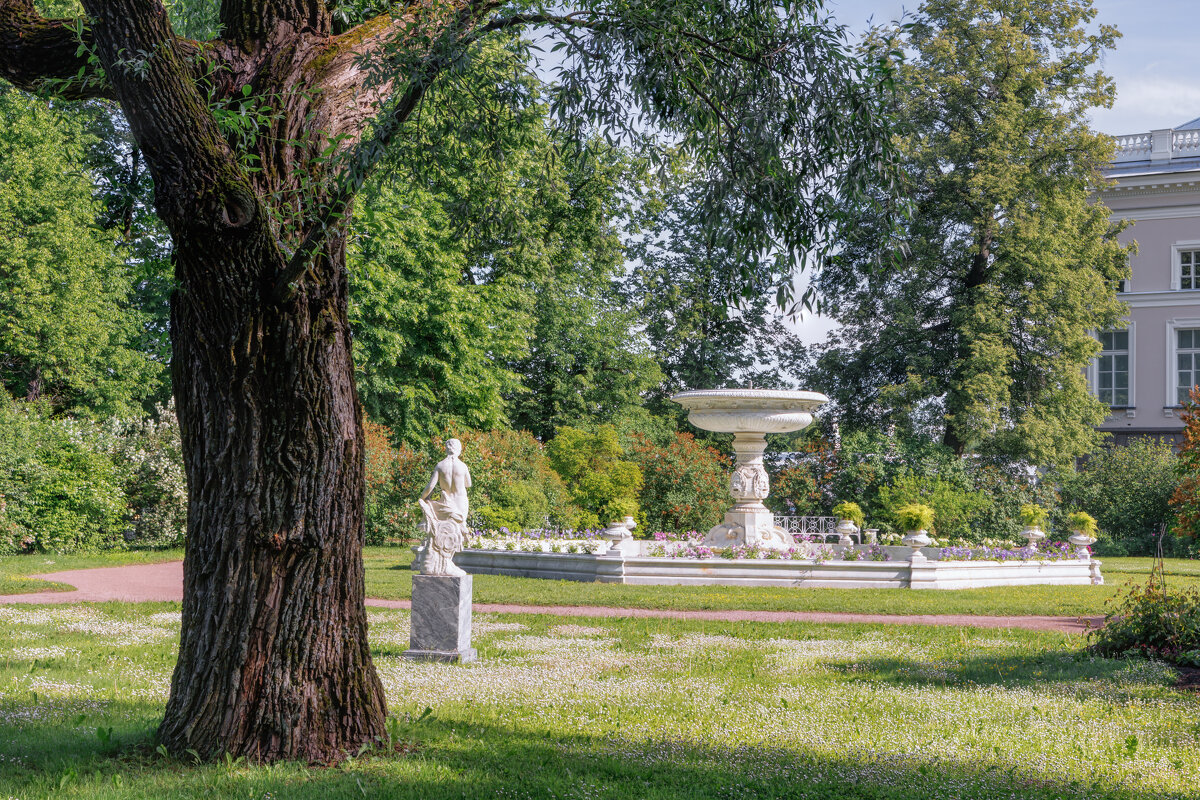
[1166,317,1200,407]
[1088,324,1135,408]
[1171,241,1200,290]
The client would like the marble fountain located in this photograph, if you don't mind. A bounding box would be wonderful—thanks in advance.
[453,389,1103,590]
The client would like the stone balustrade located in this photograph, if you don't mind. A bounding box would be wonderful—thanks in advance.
[1112,126,1200,163]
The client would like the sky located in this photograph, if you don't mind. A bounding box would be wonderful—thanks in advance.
[789,0,1200,344]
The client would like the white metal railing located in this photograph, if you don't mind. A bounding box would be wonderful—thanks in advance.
[775,516,838,536]
[1112,127,1200,164]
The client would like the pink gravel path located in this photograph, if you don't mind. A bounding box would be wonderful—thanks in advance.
[0,561,1102,633]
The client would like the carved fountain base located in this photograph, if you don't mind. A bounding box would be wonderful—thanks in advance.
[701,432,792,550]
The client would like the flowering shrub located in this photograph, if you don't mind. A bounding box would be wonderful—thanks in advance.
[865,544,891,562]
[648,543,719,559]
[0,398,181,553]
[879,532,1018,549]
[841,547,864,561]
[652,530,704,543]
[628,432,729,536]
[465,533,607,555]
[810,545,835,563]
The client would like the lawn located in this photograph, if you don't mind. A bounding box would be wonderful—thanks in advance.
[363,548,1200,618]
[0,602,1195,798]
[0,547,1195,618]
[0,550,185,596]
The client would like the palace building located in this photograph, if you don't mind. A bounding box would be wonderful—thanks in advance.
[1092,117,1200,445]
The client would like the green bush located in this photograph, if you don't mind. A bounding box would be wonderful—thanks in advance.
[363,418,432,544]
[628,432,729,536]
[877,469,987,539]
[458,428,585,531]
[1065,510,1097,537]
[546,425,643,529]
[1088,567,1200,666]
[474,480,551,532]
[832,501,865,528]
[1019,504,1048,528]
[0,400,127,553]
[1058,438,1179,555]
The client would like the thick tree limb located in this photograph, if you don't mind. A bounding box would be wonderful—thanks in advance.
[78,0,267,244]
[272,0,504,300]
[0,0,110,99]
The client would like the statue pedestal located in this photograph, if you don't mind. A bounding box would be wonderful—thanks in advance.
[404,574,477,663]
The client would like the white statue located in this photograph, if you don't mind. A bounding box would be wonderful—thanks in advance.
[417,438,471,577]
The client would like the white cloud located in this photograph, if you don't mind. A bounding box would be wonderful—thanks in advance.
[1090,77,1200,134]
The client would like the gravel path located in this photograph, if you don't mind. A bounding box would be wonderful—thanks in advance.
[0,561,1103,633]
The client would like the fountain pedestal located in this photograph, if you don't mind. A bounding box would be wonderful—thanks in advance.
[704,433,792,549]
[672,389,829,551]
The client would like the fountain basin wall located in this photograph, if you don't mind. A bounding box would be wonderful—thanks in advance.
[453,548,1102,590]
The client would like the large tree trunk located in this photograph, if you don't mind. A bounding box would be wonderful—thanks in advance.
[158,230,386,761]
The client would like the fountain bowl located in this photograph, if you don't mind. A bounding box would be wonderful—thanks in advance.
[671,389,829,434]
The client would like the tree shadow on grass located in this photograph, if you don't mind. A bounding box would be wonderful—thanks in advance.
[0,712,1189,800]
[822,649,1179,695]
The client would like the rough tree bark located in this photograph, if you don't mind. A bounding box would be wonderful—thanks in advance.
[0,0,490,763]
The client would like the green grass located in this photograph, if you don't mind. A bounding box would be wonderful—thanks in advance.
[0,602,1196,798]
[0,550,184,595]
[0,548,1195,618]
[364,548,1200,618]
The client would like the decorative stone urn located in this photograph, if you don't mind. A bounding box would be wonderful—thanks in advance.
[671,389,828,550]
[835,518,859,547]
[1068,529,1097,560]
[902,530,932,562]
[1021,525,1046,548]
[602,515,638,557]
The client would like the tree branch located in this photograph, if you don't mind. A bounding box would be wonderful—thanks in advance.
[0,0,110,99]
[79,0,266,243]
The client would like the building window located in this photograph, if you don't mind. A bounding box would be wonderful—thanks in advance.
[1098,330,1129,407]
[1178,328,1200,405]
[1182,250,1200,290]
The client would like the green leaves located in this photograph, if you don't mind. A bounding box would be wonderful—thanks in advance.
[0,89,162,417]
[809,0,1129,467]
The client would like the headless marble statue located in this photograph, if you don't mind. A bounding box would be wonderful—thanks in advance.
[417,438,471,576]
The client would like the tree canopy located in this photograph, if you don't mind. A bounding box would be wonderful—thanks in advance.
[807,0,1129,467]
[0,87,161,416]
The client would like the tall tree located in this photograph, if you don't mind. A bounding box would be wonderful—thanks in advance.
[351,36,652,444]
[625,170,808,406]
[808,0,1130,467]
[1,0,895,762]
[0,87,160,415]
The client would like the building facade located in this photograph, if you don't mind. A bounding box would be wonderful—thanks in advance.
[1093,118,1200,444]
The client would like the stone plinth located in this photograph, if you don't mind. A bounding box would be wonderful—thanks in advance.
[404,574,477,663]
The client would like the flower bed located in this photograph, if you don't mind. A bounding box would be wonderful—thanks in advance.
[466,534,608,555]
[938,541,1080,562]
